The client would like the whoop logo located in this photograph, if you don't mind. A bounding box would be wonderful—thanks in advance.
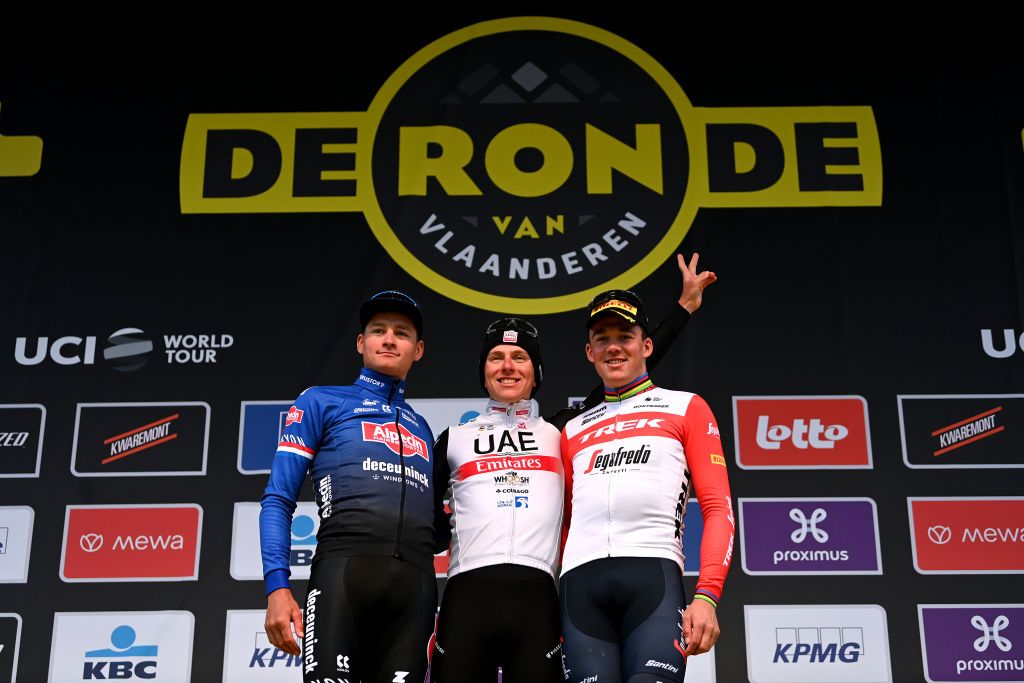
[972,615,1012,653]
[180,18,881,314]
[80,534,104,553]
[928,526,952,545]
[790,508,829,544]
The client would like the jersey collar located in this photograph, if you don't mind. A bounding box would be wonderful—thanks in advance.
[486,398,537,418]
[604,373,655,402]
[356,366,406,400]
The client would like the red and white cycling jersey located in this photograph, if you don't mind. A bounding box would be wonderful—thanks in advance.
[560,384,734,604]
[441,399,565,580]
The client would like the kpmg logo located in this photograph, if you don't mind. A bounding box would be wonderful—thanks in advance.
[0,404,45,478]
[919,605,1024,682]
[909,498,1024,574]
[772,626,864,663]
[898,395,1023,469]
[224,610,303,681]
[71,403,210,477]
[746,605,892,683]
[230,503,319,581]
[60,505,203,582]
[733,396,872,469]
[13,329,234,369]
[49,612,194,683]
[0,613,22,683]
[740,499,882,575]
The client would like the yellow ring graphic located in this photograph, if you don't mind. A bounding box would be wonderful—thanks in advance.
[363,17,698,314]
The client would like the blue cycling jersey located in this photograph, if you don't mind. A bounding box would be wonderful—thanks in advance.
[259,367,442,594]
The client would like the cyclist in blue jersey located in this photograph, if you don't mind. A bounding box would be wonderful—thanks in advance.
[260,290,447,683]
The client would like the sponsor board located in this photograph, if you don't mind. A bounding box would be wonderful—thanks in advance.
[0,614,21,683]
[179,18,880,314]
[49,611,194,682]
[739,498,882,575]
[71,403,210,477]
[230,503,319,581]
[898,395,1024,469]
[919,604,1024,682]
[745,604,892,683]
[60,505,202,582]
[0,404,45,478]
[909,498,1024,574]
[223,610,302,681]
[237,401,293,474]
[405,397,486,436]
[0,506,33,583]
[733,396,872,469]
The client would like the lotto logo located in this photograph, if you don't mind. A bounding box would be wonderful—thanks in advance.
[734,396,872,469]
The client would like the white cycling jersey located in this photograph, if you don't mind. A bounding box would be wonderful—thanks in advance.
[438,399,565,580]
[560,381,734,603]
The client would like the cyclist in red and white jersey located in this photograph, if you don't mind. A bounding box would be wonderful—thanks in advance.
[559,289,734,683]
[430,255,717,683]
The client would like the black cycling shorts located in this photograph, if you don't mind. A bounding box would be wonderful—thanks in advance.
[560,557,687,683]
[303,554,437,683]
[430,563,563,683]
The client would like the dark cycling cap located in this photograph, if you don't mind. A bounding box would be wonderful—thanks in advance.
[479,317,544,397]
[585,289,650,333]
[359,290,424,338]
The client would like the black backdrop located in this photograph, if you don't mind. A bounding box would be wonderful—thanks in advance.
[2,20,1022,683]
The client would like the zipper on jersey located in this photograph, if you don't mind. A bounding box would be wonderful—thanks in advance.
[606,394,621,556]
[506,404,516,560]
[390,380,406,560]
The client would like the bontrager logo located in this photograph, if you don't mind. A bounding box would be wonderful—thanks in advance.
[179,18,881,314]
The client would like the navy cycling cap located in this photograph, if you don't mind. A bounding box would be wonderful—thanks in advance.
[359,290,424,338]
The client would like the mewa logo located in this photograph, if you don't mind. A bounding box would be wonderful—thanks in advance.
[179,18,881,313]
[61,505,203,582]
[909,497,1024,574]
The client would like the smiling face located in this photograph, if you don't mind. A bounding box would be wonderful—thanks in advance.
[586,316,653,388]
[356,312,424,380]
[483,344,536,403]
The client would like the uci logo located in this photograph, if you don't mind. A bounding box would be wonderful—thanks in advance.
[181,18,881,313]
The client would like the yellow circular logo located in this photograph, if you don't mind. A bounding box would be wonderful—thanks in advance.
[363,17,698,313]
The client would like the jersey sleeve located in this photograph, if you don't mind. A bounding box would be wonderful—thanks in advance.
[647,302,690,369]
[682,394,734,607]
[259,389,323,595]
[432,428,453,553]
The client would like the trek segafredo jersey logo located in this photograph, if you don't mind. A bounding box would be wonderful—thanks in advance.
[180,18,881,314]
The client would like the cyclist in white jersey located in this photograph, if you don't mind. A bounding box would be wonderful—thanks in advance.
[429,254,717,683]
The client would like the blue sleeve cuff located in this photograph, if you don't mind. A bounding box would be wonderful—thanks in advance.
[265,568,291,596]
